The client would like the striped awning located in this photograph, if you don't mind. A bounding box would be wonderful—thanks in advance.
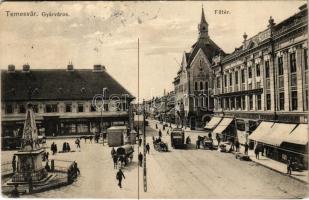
[213,118,234,134]
[282,124,308,145]
[204,116,222,130]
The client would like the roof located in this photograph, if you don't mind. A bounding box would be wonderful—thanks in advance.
[187,38,223,66]
[1,69,134,102]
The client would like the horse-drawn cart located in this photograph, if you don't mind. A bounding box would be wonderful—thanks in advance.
[153,138,168,152]
[116,145,134,167]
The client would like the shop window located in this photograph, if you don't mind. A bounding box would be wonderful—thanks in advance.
[78,104,84,112]
[266,94,271,110]
[265,61,270,78]
[291,91,298,110]
[278,57,283,76]
[257,94,261,110]
[46,104,58,113]
[256,64,260,77]
[290,53,297,73]
[279,92,284,111]
[5,104,13,114]
[19,104,26,113]
[65,104,72,112]
[77,123,89,134]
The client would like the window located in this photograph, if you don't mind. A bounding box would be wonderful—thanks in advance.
[257,95,261,110]
[241,69,245,83]
[248,66,252,78]
[90,104,97,112]
[256,64,260,77]
[279,92,284,110]
[104,103,109,111]
[46,104,58,113]
[305,90,309,111]
[5,105,13,114]
[33,105,38,113]
[229,73,233,86]
[195,82,198,90]
[200,82,203,90]
[290,53,296,73]
[226,98,230,110]
[216,77,220,88]
[249,95,253,110]
[65,104,72,112]
[205,82,208,91]
[242,96,246,110]
[236,96,241,109]
[78,104,84,112]
[266,94,271,110]
[265,61,270,78]
[278,57,283,76]
[19,104,26,113]
[235,71,239,84]
[305,49,308,70]
[291,91,297,110]
[231,97,235,109]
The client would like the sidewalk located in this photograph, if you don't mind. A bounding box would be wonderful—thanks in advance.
[232,145,309,184]
[148,119,309,184]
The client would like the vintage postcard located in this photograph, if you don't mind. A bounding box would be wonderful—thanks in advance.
[0,1,308,199]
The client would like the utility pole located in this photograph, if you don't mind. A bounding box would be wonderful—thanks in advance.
[143,99,147,192]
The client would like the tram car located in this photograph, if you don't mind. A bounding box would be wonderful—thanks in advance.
[170,128,185,149]
[116,144,134,166]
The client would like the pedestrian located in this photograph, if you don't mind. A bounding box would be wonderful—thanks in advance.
[12,155,16,173]
[89,136,93,143]
[138,138,142,147]
[10,184,19,198]
[113,154,118,169]
[146,143,150,154]
[167,129,169,136]
[63,142,67,152]
[244,142,249,155]
[152,136,155,141]
[196,139,200,149]
[235,140,240,152]
[67,143,71,152]
[159,129,162,138]
[254,146,259,160]
[111,147,116,157]
[75,138,81,150]
[138,152,143,167]
[45,161,51,172]
[163,125,165,131]
[216,134,221,146]
[287,158,292,175]
[186,136,191,144]
[51,142,56,155]
[155,124,158,129]
[116,169,125,188]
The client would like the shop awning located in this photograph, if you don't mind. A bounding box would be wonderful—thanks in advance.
[282,124,308,145]
[212,118,233,134]
[204,116,222,129]
[248,121,274,141]
[259,123,297,146]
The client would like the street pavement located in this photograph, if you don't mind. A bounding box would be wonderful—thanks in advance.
[1,122,308,198]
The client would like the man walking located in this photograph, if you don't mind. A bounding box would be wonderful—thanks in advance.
[287,159,292,175]
[244,142,249,155]
[138,138,142,147]
[116,169,125,188]
[138,152,143,167]
[235,140,240,152]
[75,138,81,150]
[146,143,150,154]
[254,146,259,160]
[113,154,118,169]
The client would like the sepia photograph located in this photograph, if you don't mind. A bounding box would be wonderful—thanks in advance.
[0,1,308,199]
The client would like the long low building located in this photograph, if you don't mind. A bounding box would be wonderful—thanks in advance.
[1,64,134,146]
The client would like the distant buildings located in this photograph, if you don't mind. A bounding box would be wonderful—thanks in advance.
[1,64,134,147]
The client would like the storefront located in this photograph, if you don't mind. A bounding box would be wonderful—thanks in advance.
[212,117,235,141]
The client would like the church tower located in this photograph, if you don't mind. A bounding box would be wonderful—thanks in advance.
[198,6,209,39]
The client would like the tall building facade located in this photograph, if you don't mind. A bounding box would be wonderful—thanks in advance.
[1,64,134,148]
[211,4,308,168]
[173,7,224,129]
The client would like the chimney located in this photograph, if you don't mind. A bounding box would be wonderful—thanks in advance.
[22,64,30,72]
[67,62,74,71]
[93,64,106,72]
[8,64,15,72]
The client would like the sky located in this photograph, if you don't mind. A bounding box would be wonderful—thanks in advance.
[0,1,306,101]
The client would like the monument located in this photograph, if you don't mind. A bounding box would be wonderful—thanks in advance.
[11,104,47,184]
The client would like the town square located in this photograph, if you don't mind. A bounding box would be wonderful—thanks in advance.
[0,1,308,199]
